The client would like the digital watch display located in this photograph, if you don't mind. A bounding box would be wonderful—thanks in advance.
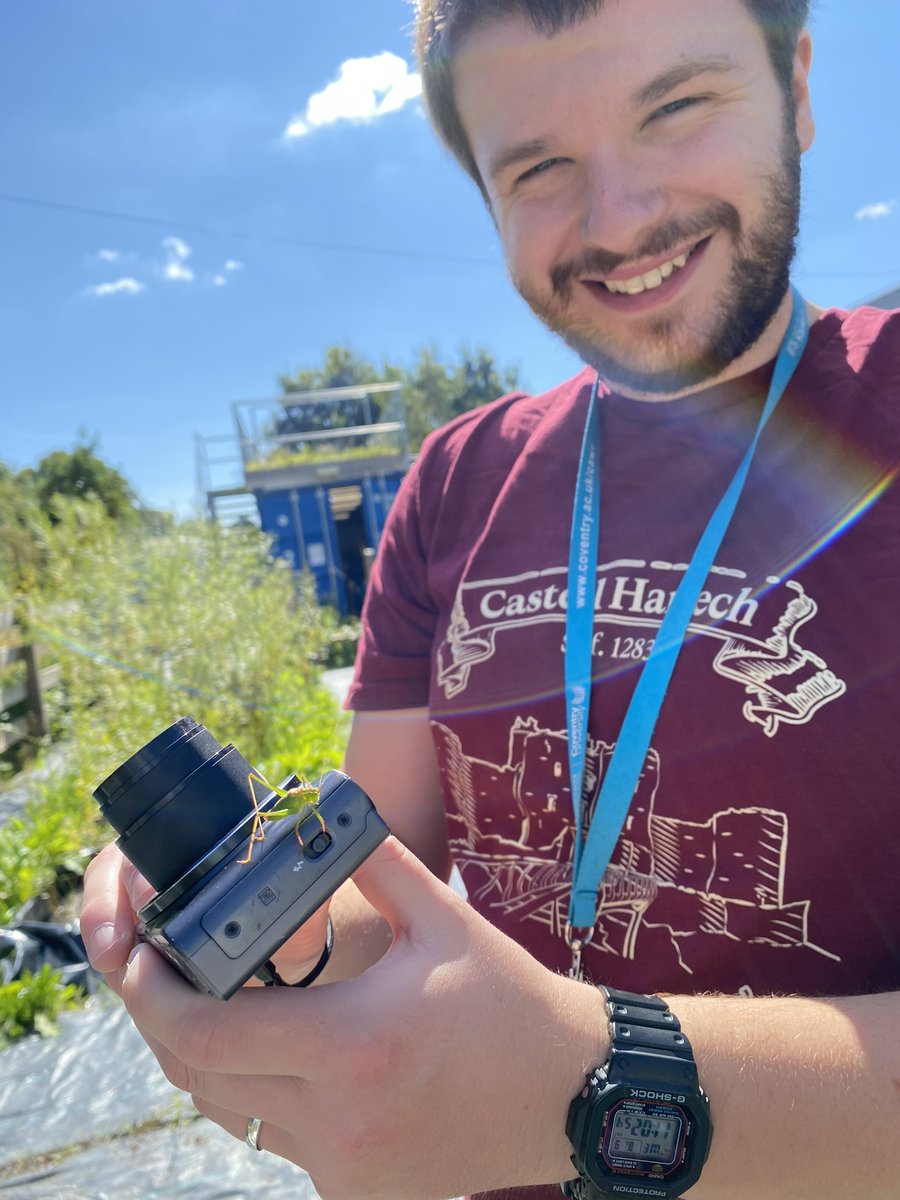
[563,989,712,1200]
[603,1099,686,1172]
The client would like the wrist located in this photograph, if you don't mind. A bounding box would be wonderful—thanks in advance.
[564,987,713,1200]
[541,975,613,1184]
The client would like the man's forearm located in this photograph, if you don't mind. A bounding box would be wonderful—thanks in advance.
[673,989,899,1198]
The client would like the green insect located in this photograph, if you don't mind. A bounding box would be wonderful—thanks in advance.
[237,771,326,864]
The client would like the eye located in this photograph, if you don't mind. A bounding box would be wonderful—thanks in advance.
[651,95,707,121]
[516,156,567,185]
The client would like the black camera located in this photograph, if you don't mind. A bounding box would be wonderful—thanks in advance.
[93,716,389,1000]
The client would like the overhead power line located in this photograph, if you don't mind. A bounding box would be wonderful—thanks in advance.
[0,190,897,279]
[0,190,499,268]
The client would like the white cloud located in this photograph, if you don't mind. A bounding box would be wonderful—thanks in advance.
[83,240,241,297]
[162,235,195,282]
[284,52,422,139]
[84,277,145,298]
[210,259,244,287]
[855,200,897,221]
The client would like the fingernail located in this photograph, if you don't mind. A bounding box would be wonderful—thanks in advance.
[86,922,126,966]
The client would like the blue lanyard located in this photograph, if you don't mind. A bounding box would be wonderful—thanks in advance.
[565,288,810,932]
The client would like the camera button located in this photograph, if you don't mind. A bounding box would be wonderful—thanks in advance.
[305,830,333,860]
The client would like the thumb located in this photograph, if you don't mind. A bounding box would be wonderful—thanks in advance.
[349,835,462,940]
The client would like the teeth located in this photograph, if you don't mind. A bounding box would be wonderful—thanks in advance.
[603,251,691,295]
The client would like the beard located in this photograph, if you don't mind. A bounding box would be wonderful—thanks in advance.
[512,125,802,396]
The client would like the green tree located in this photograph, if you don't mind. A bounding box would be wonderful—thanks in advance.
[280,346,397,394]
[402,344,520,449]
[25,439,139,524]
[278,348,402,434]
[278,344,519,452]
[1,443,142,595]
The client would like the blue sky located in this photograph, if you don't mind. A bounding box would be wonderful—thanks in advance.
[2,0,898,514]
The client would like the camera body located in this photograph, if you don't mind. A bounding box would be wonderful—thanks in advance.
[139,770,387,999]
[94,718,389,1000]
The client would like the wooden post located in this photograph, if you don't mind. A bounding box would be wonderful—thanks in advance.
[22,641,48,739]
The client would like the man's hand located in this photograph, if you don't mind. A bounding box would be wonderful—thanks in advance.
[111,835,606,1200]
[81,841,335,993]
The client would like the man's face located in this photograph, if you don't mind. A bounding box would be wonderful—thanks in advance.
[453,0,815,396]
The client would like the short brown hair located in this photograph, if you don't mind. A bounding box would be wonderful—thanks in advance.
[414,0,811,192]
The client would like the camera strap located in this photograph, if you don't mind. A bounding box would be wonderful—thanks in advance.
[565,287,809,947]
[257,916,334,988]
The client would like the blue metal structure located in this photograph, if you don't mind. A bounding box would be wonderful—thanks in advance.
[228,383,409,616]
[254,473,404,614]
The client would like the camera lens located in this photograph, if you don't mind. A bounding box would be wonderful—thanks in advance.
[93,717,258,893]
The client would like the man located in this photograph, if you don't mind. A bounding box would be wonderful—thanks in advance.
[82,2,900,1198]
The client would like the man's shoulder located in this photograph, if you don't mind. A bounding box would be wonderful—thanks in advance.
[802,305,900,457]
[416,366,593,470]
[815,303,900,372]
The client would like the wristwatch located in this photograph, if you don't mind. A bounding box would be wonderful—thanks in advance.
[563,987,712,1200]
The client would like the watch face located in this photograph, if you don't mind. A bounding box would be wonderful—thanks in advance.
[601,1099,687,1179]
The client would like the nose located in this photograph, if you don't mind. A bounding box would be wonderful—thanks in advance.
[580,153,669,257]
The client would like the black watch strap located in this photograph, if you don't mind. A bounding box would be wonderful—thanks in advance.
[563,988,709,1200]
[603,987,699,1090]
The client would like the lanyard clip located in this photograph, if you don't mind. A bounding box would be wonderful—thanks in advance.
[565,923,595,982]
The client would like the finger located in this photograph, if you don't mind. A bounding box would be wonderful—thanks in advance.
[123,859,156,912]
[190,1095,302,1165]
[348,835,466,944]
[140,1020,305,1126]
[121,942,357,1077]
[121,838,455,1077]
[139,1021,332,1180]
[81,843,140,976]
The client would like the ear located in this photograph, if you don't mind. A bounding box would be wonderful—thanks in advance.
[792,31,815,153]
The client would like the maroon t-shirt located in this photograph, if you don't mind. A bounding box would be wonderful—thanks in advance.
[349,306,900,1006]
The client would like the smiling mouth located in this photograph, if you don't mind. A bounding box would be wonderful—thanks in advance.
[599,238,709,296]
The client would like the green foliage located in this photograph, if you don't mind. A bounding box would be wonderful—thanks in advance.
[403,344,520,449]
[26,437,139,525]
[324,618,362,669]
[0,965,82,1047]
[279,343,520,453]
[246,437,404,474]
[0,772,91,926]
[30,500,343,810]
[277,347,401,435]
[280,345,402,398]
[0,464,53,595]
[0,499,346,1044]
[0,439,142,597]
[0,342,517,1043]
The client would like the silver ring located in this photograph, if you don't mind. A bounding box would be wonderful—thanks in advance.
[245,1116,264,1152]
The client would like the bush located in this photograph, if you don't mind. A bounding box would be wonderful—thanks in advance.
[0,501,351,1042]
[324,618,362,670]
[32,499,346,806]
[0,771,92,926]
[0,964,82,1047]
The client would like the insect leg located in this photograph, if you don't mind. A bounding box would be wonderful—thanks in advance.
[237,772,272,864]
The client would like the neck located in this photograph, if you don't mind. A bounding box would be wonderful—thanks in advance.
[610,293,822,403]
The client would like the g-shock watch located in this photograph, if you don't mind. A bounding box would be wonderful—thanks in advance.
[563,987,712,1200]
